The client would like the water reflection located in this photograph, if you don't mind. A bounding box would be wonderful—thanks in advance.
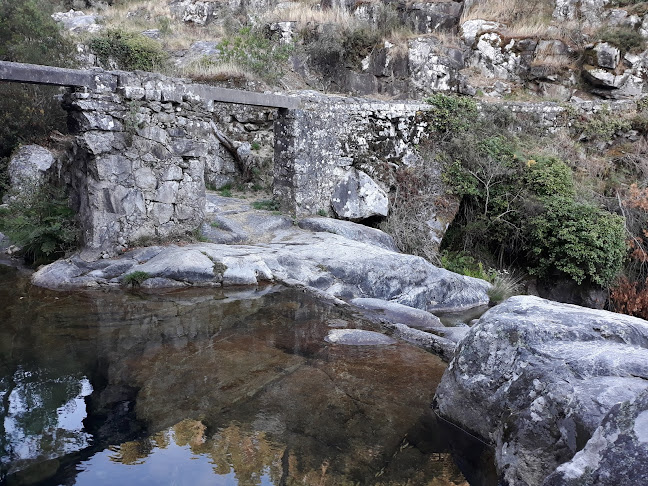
[0,268,495,485]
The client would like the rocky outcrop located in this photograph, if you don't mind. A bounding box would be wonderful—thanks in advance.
[32,197,491,313]
[52,10,102,34]
[435,296,648,485]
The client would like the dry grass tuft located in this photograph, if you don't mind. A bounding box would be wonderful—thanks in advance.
[259,5,361,29]
[180,59,258,83]
[461,0,556,39]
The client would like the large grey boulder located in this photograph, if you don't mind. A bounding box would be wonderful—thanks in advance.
[435,296,648,486]
[331,169,389,221]
[5,145,56,198]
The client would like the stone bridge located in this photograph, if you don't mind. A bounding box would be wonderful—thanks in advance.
[0,61,637,257]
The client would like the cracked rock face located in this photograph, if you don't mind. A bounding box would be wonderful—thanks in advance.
[544,389,648,485]
[331,169,389,221]
[435,296,648,486]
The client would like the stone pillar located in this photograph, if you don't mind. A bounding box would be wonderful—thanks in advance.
[64,70,212,257]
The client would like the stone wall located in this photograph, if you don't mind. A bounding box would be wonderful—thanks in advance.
[274,94,430,217]
[273,94,637,217]
[64,70,216,256]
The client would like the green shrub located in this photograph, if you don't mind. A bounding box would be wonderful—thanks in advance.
[90,29,168,71]
[217,27,293,82]
[528,197,626,286]
[251,199,280,211]
[424,94,479,133]
[524,156,574,198]
[0,183,79,265]
[0,0,76,67]
[597,27,646,53]
[441,251,496,281]
[122,271,151,287]
[571,106,632,142]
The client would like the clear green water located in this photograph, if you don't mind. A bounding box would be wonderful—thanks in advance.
[0,265,495,486]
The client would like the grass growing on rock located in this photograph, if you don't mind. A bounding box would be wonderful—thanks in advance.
[122,271,151,287]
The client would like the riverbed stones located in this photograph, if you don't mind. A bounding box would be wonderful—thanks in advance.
[325,329,396,346]
[435,295,648,485]
[32,207,491,313]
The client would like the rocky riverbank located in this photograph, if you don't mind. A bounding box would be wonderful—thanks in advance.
[435,295,648,485]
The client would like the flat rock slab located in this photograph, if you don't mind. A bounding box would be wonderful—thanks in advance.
[350,297,443,329]
[299,217,399,252]
[32,197,491,313]
[435,295,648,486]
[325,329,396,346]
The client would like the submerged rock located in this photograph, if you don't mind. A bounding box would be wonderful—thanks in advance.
[325,329,396,346]
[435,296,648,485]
[350,297,442,329]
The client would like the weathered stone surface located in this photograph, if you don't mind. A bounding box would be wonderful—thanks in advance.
[6,145,56,194]
[298,217,398,251]
[409,37,467,94]
[135,247,219,282]
[386,323,456,361]
[350,297,443,329]
[331,169,389,221]
[435,296,648,486]
[544,389,648,486]
[52,9,102,34]
[325,329,397,346]
[594,42,621,69]
[32,208,491,312]
[461,19,505,46]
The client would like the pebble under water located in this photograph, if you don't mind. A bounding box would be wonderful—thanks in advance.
[0,265,496,486]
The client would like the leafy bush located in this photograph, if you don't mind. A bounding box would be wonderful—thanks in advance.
[441,251,496,281]
[217,27,293,82]
[524,156,574,198]
[0,0,76,67]
[90,29,168,71]
[597,27,646,53]
[0,183,79,265]
[528,197,626,286]
[424,94,479,133]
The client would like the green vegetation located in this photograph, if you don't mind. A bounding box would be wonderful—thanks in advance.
[528,198,626,286]
[252,199,280,211]
[596,27,646,54]
[0,183,78,265]
[216,27,293,82]
[218,184,233,197]
[0,0,76,199]
[386,94,630,291]
[90,29,168,71]
[122,271,151,287]
[424,94,479,133]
